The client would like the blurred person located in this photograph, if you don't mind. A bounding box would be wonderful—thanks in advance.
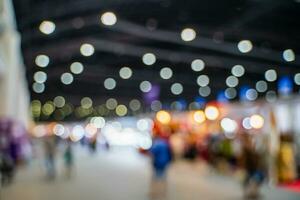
[169,132,185,160]
[63,140,74,179]
[0,153,15,186]
[149,134,172,200]
[241,134,264,199]
[44,136,56,180]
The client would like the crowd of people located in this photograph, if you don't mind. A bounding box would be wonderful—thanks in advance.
[147,122,268,199]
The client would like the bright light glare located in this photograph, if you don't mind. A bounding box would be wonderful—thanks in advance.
[116,105,127,116]
[53,124,65,136]
[242,117,252,130]
[142,53,156,65]
[181,28,196,42]
[35,55,50,67]
[205,106,219,120]
[34,71,47,83]
[70,125,85,142]
[90,117,106,128]
[231,65,245,77]
[191,59,205,72]
[137,118,153,132]
[101,12,117,26]
[70,62,84,74]
[80,43,95,56]
[160,67,173,79]
[265,69,277,82]
[156,110,171,124]
[61,73,74,85]
[171,83,183,95]
[119,67,132,79]
[39,20,55,35]
[221,118,238,133]
[283,49,295,62]
[104,78,116,90]
[140,81,152,93]
[238,40,253,53]
[250,114,264,129]
[193,110,206,124]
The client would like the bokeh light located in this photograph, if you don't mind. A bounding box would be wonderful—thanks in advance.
[193,110,206,124]
[156,110,171,124]
[39,20,55,35]
[191,59,205,72]
[181,28,196,42]
[80,43,95,57]
[250,114,264,129]
[35,55,50,67]
[101,12,117,26]
[204,106,219,120]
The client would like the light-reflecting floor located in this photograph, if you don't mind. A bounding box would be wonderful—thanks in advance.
[1,146,300,200]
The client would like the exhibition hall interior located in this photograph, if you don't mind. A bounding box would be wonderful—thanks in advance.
[0,0,300,199]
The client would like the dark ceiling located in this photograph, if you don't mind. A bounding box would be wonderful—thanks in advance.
[12,0,300,120]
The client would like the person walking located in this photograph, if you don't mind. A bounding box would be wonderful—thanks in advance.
[149,135,172,200]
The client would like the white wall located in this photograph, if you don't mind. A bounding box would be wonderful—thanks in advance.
[0,0,30,128]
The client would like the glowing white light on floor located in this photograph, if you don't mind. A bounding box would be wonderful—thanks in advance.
[283,49,295,62]
[70,62,84,74]
[250,114,264,129]
[53,96,65,108]
[32,82,45,93]
[160,67,173,79]
[265,69,277,82]
[181,28,196,42]
[35,55,50,67]
[199,86,211,97]
[231,65,245,77]
[104,78,116,90]
[191,59,205,72]
[140,81,152,92]
[39,20,55,35]
[119,67,132,79]
[142,53,156,65]
[256,80,268,93]
[226,76,239,87]
[34,71,47,83]
[197,75,209,87]
[101,12,117,26]
[80,43,95,56]
[238,40,253,53]
[61,73,74,85]
[171,83,183,95]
